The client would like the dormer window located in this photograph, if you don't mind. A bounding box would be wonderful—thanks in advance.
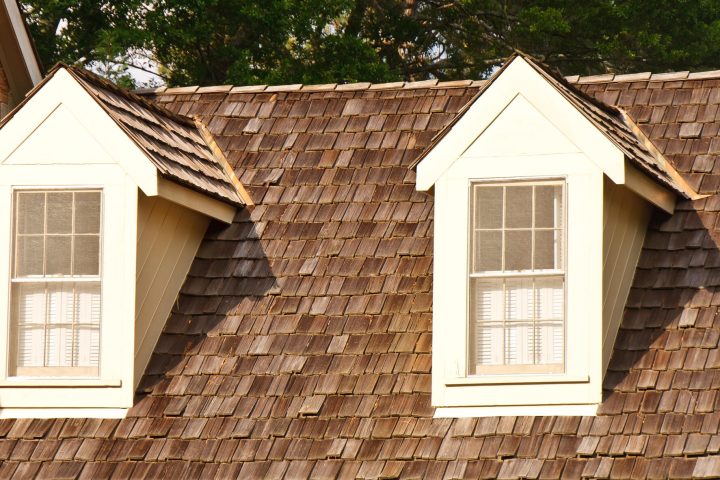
[0,64,248,418]
[470,180,565,375]
[415,55,686,416]
[10,189,102,377]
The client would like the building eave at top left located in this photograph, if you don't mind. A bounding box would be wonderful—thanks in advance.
[0,0,43,106]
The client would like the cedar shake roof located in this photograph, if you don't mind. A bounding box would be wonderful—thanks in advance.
[4,71,720,478]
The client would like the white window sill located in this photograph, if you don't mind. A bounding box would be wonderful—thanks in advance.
[445,374,589,386]
[0,407,128,419]
[0,378,122,388]
[435,403,598,418]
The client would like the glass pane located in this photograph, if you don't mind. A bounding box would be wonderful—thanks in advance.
[475,231,502,271]
[46,192,73,234]
[46,236,72,275]
[505,323,534,365]
[46,326,73,367]
[74,326,100,367]
[17,326,44,367]
[16,235,44,276]
[74,236,100,276]
[75,283,101,325]
[471,278,504,322]
[75,192,101,234]
[535,230,562,270]
[504,230,532,270]
[505,278,534,322]
[47,284,74,325]
[16,192,45,234]
[474,186,502,229]
[505,185,532,228]
[473,324,503,368]
[535,277,564,320]
[535,185,563,228]
[537,322,563,365]
[13,283,46,325]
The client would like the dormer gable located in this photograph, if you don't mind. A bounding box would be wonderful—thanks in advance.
[0,65,249,418]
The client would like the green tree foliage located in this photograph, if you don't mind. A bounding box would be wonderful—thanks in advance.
[20,0,720,87]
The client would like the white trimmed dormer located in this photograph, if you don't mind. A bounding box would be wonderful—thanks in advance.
[415,55,694,417]
[0,65,249,418]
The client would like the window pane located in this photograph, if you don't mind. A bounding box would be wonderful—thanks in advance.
[474,186,502,229]
[474,324,503,367]
[74,326,100,367]
[505,323,534,365]
[505,278,533,321]
[505,185,532,228]
[12,282,100,376]
[16,192,44,234]
[46,236,72,275]
[504,230,531,270]
[17,326,45,368]
[74,236,100,275]
[46,192,73,234]
[475,231,502,272]
[13,283,46,325]
[46,326,74,367]
[16,236,44,276]
[471,278,504,322]
[536,277,564,320]
[75,192,101,234]
[535,185,563,228]
[535,230,562,270]
[47,283,74,325]
[76,283,101,325]
[537,322,563,365]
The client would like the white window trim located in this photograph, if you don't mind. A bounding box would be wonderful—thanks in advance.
[431,154,604,413]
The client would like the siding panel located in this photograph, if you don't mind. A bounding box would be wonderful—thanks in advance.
[134,194,209,385]
[602,179,652,372]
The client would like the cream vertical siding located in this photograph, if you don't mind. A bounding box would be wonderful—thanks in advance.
[134,193,209,386]
[602,178,653,372]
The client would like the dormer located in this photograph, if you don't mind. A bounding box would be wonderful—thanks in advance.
[0,65,251,418]
[415,55,696,416]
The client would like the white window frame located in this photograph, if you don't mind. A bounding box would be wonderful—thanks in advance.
[9,187,104,378]
[431,154,604,415]
[467,179,567,376]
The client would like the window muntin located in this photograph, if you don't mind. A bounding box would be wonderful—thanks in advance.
[469,181,565,375]
[10,190,102,377]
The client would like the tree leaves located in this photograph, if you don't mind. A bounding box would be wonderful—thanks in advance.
[20,0,720,87]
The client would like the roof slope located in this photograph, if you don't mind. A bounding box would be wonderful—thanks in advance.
[65,66,247,206]
[1,74,720,478]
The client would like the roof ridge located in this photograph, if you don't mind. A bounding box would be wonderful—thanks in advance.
[567,68,720,84]
[134,78,488,95]
[135,67,720,95]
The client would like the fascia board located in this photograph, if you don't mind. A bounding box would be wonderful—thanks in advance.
[0,68,158,195]
[3,0,42,84]
[416,57,625,190]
